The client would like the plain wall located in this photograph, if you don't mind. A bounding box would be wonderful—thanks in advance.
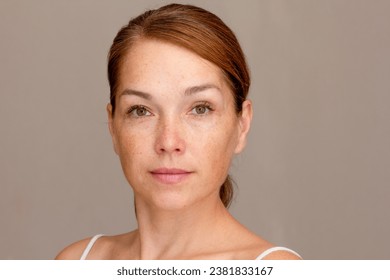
[1,0,389,259]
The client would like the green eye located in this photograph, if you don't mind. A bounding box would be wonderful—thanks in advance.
[135,107,148,116]
[194,106,208,114]
[191,103,213,115]
[127,105,151,117]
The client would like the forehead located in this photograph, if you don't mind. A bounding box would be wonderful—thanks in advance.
[118,39,227,93]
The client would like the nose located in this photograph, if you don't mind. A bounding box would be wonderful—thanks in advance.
[154,117,186,155]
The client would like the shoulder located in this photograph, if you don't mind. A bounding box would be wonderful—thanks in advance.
[55,237,93,260]
[223,220,301,260]
[257,247,302,260]
[55,232,135,260]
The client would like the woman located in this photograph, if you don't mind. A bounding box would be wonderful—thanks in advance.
[56,3,301,260]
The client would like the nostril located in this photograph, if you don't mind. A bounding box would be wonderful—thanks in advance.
[155,134,185,154]
[154,119,186,154]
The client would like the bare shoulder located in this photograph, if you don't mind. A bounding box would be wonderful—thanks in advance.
[233,230,301,260]
[226,219,301,260]
[55,237,93,260]
[56,232,136,260]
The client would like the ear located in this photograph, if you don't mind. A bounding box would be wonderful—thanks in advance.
[234,100,253,154]
[107,103,119,155]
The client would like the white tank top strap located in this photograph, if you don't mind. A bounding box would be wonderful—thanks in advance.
[80,234,105,260]
[255,246,302,260]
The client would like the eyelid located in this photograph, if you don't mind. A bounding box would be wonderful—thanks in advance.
[126,105,153,117]
[190,101,214,115]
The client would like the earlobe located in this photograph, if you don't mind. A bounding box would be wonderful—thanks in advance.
[107,103,119,155]
[234,100,253,154]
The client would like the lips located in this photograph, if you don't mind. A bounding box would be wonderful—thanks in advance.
[150,168,193,184]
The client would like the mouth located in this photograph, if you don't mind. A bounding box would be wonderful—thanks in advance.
[150,168,193,184]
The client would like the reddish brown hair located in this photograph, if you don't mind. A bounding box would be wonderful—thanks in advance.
[108,4,250,208]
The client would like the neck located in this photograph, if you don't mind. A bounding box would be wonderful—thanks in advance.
[132,196,233,259]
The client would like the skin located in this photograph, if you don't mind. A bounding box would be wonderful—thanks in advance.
[56,39,300,260]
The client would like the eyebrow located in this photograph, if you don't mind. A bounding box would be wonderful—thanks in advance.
[119,83,221,99]
[184,84,221,96]
[119,89,152,100]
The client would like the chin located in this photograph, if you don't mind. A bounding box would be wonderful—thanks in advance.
[131,176,218,211]
[150,192,194,211]
[135,187,209,212]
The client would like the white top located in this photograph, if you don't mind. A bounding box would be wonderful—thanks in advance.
[80,234,301,260]
[80,234,105,260]
[254,246,302,260]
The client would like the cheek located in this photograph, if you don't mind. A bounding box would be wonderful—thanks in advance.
[115,118,154,155]
[118,130,143,157]
[115,126,151,181]
[191,119,238,173]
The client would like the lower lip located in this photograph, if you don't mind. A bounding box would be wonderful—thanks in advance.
[151,172,192,184]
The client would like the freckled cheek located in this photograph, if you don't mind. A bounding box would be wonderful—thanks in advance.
[116,129,151,174]
[196,139,233,189]
[196,127,235,171]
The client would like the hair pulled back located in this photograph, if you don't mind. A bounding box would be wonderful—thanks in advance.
[107,4,250,208]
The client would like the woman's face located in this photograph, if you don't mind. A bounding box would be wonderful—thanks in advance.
[108,39,252,210]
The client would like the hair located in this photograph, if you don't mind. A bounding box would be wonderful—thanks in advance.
[107,4,250,208]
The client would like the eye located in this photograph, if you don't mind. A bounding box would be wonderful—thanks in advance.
[127,105,152,117]
[191,103,213,115]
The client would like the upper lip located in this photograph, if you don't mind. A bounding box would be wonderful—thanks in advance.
[151,168,192,174]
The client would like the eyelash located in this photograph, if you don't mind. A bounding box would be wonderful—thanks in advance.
[190,102,214,116]
[126,105,152,118]
[125,102,214,118]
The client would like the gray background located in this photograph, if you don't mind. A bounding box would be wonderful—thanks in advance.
[1,0,389,259]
